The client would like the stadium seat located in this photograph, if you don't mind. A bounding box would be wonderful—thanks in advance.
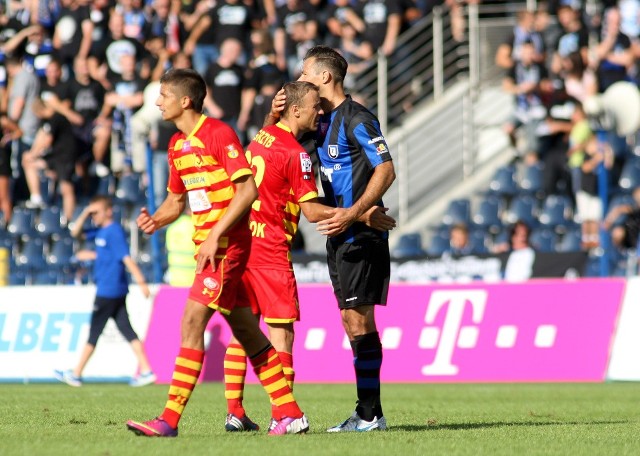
[7,208,36,238]
[116,173,145,205]
[48,236,75,266]
[557,227,582,252]
[504,194,538,226]
[30,269,60,285]
[9,269,27,286]
[519,163,544,196]
[488,166,518,196]
[427,232,450,257]
[468,229,489,254]
[392,233,425,258]
[95,174,116,196]
[472,196,502,233]
[16,237,47,269]
[529,228,557,253]
[36,206,64,236]
[618,158,640,191]
[441,199,471,227]
[539,195,573,232]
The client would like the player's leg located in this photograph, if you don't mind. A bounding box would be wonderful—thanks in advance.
[126,298,213,437]
[223,333,259,432]
[224,305,308,435]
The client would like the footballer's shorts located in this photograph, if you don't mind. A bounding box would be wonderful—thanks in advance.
[188,243,250,315]
[327,238,390,310]
[242,268,300,324]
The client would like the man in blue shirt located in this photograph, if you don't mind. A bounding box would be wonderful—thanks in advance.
[54,195,155,387]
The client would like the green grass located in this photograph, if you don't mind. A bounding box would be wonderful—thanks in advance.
[1,382,640,455]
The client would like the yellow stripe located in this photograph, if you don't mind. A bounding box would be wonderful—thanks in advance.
[224,390,243,399]
[264,317,297,324]
[193,208,228,226]
[230,168,253,182]
[227,346,246,356]
[224,375,246,383]
[168,385,193,397]
[272,393,295,407]
[298,191,319,203]
[283,367,294,375]
[165,401,185,414]
[186,115,207,140]
[173,154,218,170]
[258,365,282,382]
[283,219,297,234]
[173,371,198,384]
[176,357,203,371]
[223,361,247,370]
[263,377,288,394]
[285,201,301,216]
[208,302,231,315]
[276,122,292,133]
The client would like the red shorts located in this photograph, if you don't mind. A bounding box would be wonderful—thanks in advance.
[188,244,250,315]
[242,268,299,323]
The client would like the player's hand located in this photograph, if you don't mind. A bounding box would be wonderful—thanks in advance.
[196,236,219,273]
[137,207,157,234]
[317,207,357,237]
[270,88,286,119]
[361,207,396,232]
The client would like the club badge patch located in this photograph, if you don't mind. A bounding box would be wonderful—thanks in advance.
[328,145,339,159]
[300,152,312,172]
[225,144,239,158]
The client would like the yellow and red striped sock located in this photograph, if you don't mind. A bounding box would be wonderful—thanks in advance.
[224,343,247,417]
[160,347,204,429]
[250,345,302,419]
[271,351,295,420]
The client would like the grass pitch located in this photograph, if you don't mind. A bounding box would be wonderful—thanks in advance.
[1,382,640,455]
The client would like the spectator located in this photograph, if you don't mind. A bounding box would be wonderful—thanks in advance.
[324,0,366,49]
[274,0,319,79]
[0,113,20,224]
[338,21,374,92]
[203,38,252,140]
[495,9,546,70]
[353,0,402,57]
[444,223,474,256]
[54,195,155,388]
[115,0,147,44]
[502,40,549,161]
[551,4,589,75]
[52,0,94,71]
[21,100,77,221]
[577,134,613,249]
[0,24,54,79]
[604,186,640,251]
[502,221,535,282]
[593,6,634,93]
[566,101,592,197]
[560,51,597,103]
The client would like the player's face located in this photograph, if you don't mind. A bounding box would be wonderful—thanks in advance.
[156,83,182,122]
[298,90,323,133]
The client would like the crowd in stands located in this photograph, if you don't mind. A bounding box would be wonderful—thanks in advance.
[0,0,439,284]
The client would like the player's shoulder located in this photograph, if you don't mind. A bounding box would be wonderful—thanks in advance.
[339,97,379,127]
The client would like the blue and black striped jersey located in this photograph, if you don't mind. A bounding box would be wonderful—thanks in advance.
[314,96,393,244]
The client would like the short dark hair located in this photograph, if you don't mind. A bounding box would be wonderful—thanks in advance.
[160,68,207,113]
[282,81,319,117]
[303,45,348,85]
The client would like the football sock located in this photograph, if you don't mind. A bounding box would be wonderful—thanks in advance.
[160,347,204,429]
[224,343,248,417]
[271,351,294,420]
[249,344,302,419]
[351,332,383,422]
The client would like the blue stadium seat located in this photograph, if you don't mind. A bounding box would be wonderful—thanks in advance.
[472,196,502,233]
[539,195,573,232]
[9,269,27,286]
[427,232,450,257]
[392,233,425,258]
[36,206,63,236]
[95,174,116,196]
[7,208,35,238]
[69,205,95,232]
[116,173,145,205]
[16,237,47,269]
[557,227,583,252]
[441,199,471,227]
[30,269,60,285]
[519,163,544,196]
[529,228,557,253]
[48,236,75,266]
[618,158,640,191]
[488,166,518,196]
[505,194,538,226]
[468,229,489,254]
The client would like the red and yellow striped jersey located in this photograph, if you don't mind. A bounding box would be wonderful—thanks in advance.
[245,122,318,270]
[167,115,252,257]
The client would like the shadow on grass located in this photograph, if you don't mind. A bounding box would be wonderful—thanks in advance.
[393,420,629,432]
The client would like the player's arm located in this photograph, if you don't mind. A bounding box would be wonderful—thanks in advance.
[196,174,258,273]
[137,191,186,234]
[123,256,151,298]
[300,198,395,231]
[317,161,396,237]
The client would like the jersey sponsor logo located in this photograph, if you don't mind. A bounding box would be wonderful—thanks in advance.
[368,136,385,144]
[182,175,206,186]
[300,152,312,172]
[320,166,334,182]
[203,277,219,290]
[226,144,239,158]
[188,189,212,212]
[328,145,339,159]
[376,143,388,155]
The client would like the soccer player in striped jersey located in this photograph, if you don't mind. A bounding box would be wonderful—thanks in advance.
[268,45,396,432]
[126,68,308,437]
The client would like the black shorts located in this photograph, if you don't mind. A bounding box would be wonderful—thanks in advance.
[327,238,390,310]
[0,142,11,177]
[45,151,75,182]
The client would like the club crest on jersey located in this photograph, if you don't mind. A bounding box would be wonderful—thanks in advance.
[328,145,339,159]
[203,277,219,290]
[376,143,388,155]
[300,152,312,172]
[225,144,239,158]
